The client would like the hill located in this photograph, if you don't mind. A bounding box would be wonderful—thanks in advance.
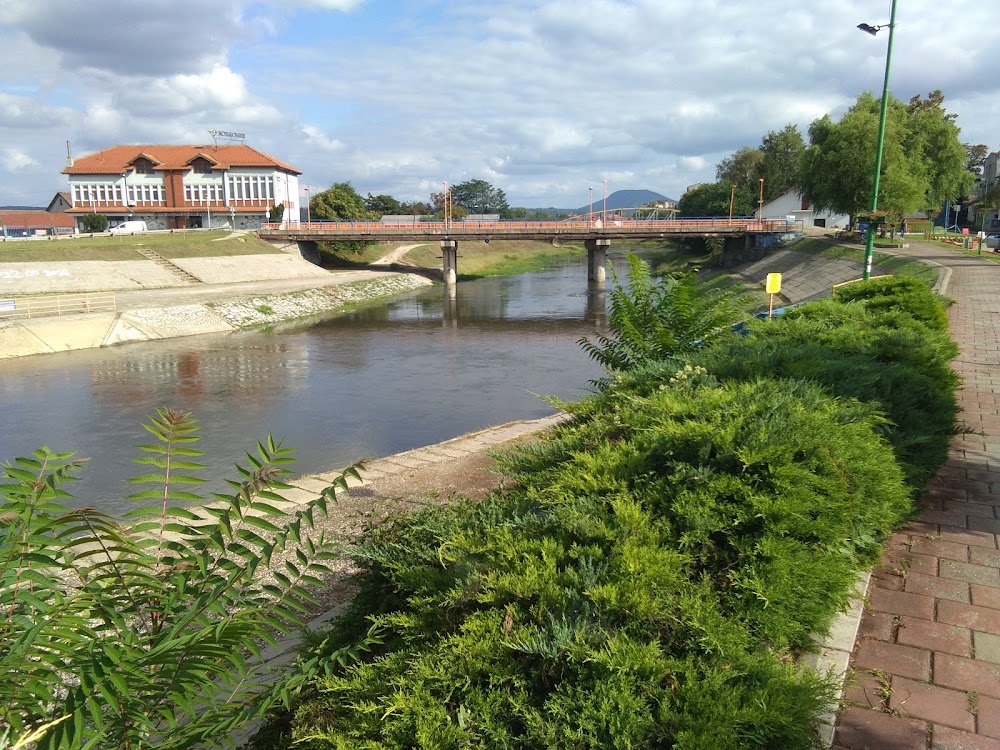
[529,189,675,216]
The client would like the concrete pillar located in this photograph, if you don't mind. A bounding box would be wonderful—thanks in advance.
[441,240,458,285]
[585,282,607,328]
[584,238,610,283]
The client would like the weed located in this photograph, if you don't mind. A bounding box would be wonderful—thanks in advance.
[255,303,276,315]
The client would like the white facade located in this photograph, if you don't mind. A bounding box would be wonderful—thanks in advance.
[756,190,850,229]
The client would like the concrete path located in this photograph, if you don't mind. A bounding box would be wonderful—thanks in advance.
[833,242,1000,749]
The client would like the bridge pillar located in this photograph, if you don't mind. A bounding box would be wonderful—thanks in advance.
[441,240,458,285]
[584,239,610,283]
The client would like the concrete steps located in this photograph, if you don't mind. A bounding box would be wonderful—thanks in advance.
[134,248,202,284]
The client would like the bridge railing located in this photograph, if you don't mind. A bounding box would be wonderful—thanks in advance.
[261,218,802,234]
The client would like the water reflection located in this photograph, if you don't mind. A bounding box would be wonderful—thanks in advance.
[0,255,624,512]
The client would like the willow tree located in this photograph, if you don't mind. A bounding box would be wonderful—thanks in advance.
[799,91,968,222]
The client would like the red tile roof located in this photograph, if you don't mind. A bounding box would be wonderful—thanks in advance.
[0,210,77,228]
[63,144,301,175]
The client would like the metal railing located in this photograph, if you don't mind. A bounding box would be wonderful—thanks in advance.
[0,291,117,319]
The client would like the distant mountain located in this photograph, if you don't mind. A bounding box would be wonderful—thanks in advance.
[528,189,676,216]
[1,205,43,211]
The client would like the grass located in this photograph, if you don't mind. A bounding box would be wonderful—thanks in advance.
[784,236,939,286]
[0,230,284,262]
[405,239,584,278]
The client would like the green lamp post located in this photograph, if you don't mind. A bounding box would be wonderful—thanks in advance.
[858,0,898,281]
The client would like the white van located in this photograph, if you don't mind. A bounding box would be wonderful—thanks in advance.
[109,220,147,235]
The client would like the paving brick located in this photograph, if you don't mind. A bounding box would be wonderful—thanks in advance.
[835,706,929,750]
[924,510,973,528]
[944,499,999,518]
[940,560,1000,587]
[909,537,973,562]
[971,584,1000,611]
[858,610,895,641]
[896,617,972,657]
[855,639,932,681]
[842,669,888,710]
[939,526,998,550]
[932,725,1000,750]
[905,572,971,604]
[934,653,1000,699]
[938,600,1000,636]
[969,546,1000,567]
[869,587,936,620]
[978,695,1000,740]
[889,677,975,732]
[968,516,1000,535]
[886,552,941,577]
[973,631,1000,665]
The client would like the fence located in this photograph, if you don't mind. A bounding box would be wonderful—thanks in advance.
[0,291,117,319]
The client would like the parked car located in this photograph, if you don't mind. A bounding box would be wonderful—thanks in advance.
[109,220,147,235]
[986,233,1000,249]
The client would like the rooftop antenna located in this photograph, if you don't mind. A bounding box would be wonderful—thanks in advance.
[65,140,74,168]
[208,129,246,147]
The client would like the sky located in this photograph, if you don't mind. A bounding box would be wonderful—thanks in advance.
[1,0,997,210]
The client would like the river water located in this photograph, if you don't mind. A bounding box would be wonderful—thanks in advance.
[0,254,626,513]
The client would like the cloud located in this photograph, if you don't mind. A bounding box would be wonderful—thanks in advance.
[0,92,72,128]
[2,147,39,171]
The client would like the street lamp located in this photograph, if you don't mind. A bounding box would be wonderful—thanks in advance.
[304,186,310,224]
[589,186,593,224]
[758,178,765,225]
[728,183,736,225]
[602,179,607,224]
[858,0,898,280]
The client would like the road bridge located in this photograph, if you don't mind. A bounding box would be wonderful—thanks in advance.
[259,217,801,284]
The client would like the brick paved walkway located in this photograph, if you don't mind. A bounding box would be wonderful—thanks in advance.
[834,242,1000,750]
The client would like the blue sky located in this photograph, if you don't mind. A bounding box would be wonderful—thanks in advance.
[1,0,997,208]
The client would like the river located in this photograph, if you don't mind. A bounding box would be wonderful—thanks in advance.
[0,254,627,513]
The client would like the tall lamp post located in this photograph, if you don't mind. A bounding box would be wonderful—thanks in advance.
[758,178,765,225]
[589,186,593,224]
[858,0,898,280]
[602,179,607,224]
[728,183,736,225]
[304,186,310,224]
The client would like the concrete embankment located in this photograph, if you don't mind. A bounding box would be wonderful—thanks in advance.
[0,254,433,359]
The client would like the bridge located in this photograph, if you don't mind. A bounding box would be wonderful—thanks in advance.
[259,217,801,284]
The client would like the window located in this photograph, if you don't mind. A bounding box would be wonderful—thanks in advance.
[133,158,153,174]
[800,197,810,210]
[192,158,213,175]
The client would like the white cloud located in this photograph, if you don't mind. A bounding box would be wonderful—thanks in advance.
[2,147,38,171]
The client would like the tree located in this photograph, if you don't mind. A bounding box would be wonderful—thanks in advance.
[760,125,805,201]
[799,91,968,222]
[311,182,376,221]
[579,254,752,372]
[365,193,402,216]
[400,200,432,215]
[449,179,509,214]
[0,409,361,750]
[964,143,989,178]
[80,213,108,233]
[677,182,757,218]
[715,147,764,192]
[268,202,285,223]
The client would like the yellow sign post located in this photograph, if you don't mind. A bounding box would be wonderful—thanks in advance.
[765,273,782,318]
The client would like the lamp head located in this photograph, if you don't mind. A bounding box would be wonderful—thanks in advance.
[857,22,882,35]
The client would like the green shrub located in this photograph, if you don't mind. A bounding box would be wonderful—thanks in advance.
[261,376,908,749]
[704,291,958,488]
[0,409,361,750]
[832,275,951,331]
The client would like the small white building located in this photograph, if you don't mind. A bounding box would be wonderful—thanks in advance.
[756,190,849,230]
[62,144,301,231]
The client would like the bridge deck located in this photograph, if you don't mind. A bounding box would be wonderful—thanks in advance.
[259,218,800,242]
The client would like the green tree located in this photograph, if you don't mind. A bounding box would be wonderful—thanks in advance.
[267,202,285,223]
[678,181,756,217]
[311,182,376,221]
[579,254,752,372]
[964,143,989,177]
[399,200,432,215]
[80,213,108,232]
[0,409,361,750]
[904,91,972,210]
[449,179,509,214]
[800,91,968,222]
[715,147,764,191]
[364,193,402,216]
[760,125,805,200]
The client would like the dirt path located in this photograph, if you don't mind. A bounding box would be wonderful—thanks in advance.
[369,243,428,267]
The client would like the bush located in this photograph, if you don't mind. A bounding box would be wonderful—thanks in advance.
[80,213,108,233]
[260,376,909,749]
[0,409,361,750]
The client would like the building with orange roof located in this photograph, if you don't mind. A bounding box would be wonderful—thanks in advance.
[61,144,301,231]
[0,210,77,238]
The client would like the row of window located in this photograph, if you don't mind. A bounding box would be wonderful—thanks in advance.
[71,174,278,206]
